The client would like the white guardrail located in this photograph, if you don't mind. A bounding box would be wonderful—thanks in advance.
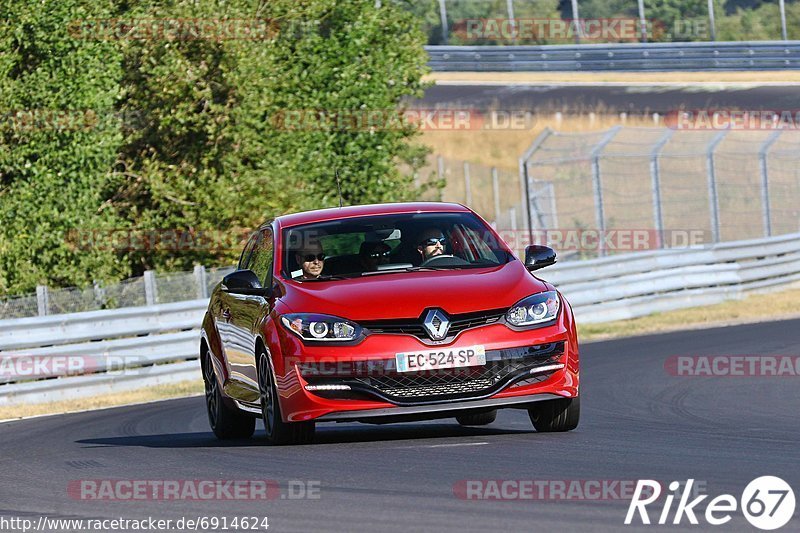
[0,233,798,407]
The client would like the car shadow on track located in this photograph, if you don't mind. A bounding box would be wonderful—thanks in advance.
[75,423,533,448]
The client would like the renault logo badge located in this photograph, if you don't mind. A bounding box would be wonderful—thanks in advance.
[423,309,450,341]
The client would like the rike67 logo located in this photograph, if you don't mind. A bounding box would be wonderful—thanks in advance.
[625,477,795,530]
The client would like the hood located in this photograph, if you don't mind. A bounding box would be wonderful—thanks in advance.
[278,261,548,320]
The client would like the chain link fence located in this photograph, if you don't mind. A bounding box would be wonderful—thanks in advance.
[517,126,800,258]
[396,0,796,45]
[0,266,235,320]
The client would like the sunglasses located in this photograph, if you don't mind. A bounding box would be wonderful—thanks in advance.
[420,237,446,247]
[301,253,325,262]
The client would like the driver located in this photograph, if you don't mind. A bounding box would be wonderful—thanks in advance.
[417,228,447,262]
[295,240,326,279]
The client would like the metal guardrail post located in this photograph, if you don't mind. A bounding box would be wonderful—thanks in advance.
[144,270,157,306]
[463,161,472,206]
[591,126,622,256]
[36,285,49,316]
[194,265,208,299]
[706,130,728,243]
[759,130,782,237]
[650,130,674,248]
[491,167,501,226]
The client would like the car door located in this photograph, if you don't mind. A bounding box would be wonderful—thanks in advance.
[224,227,274,402]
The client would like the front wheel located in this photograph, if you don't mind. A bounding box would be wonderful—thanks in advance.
[203,348,255,439]
[258,351,315,445]
[528,396,580,432]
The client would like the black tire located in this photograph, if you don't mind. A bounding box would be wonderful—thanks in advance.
[258,351,315,445]
[456,409,497,426]
[528,396,580,432]
[203,348,255,439]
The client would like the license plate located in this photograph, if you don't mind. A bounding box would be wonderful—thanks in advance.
[395,345,486,373]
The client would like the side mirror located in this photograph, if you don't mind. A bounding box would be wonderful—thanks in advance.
[222,270,270,297]
[524,245,557,271]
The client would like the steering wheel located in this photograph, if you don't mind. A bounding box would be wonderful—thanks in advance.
[419,254,470,267]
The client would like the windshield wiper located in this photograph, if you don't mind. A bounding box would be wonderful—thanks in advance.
[297,274,351,282]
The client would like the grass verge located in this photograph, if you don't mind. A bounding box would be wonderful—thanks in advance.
[419,113,656,170]
[0,379,204,422]
[579,286,800,342]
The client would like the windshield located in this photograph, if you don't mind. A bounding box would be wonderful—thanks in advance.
[281,211,514,281]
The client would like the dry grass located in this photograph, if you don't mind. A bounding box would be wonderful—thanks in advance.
[579,285,800,342]
[0,379,204,421]
[419,113,657,170]
[427,71,800,84]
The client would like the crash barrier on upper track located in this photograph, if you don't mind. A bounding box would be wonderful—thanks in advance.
[0,231,798,406]
[426,41,800,71]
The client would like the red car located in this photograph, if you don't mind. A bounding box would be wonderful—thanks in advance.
[201,202,579,444]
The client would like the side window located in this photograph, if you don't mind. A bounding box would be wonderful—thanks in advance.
[238,232,259,270]
[249,228,274,286]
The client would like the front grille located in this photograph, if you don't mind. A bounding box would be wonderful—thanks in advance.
[301,342,564,405]
[361,308,506,341]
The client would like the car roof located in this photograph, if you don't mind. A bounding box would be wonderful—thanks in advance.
[273,202,471,229]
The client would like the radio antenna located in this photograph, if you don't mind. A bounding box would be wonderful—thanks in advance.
[335,167,344,208]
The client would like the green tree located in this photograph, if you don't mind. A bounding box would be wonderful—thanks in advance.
[0,0,125,294]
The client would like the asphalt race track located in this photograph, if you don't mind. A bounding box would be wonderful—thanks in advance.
[1,318,798,532]
[416,83,800,114]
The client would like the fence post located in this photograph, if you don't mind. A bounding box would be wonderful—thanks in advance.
[491,167,501,226]
[36,285,49,316]
[759,130,782,237]
[570,0,582,44]
[779,0,788,41]
[194,265,208,299]
[463,161,472,206]
[707,0,717,41]
[506,0,516,43]
[706,130,727,243]
[518,127,554,240]
[438,0,448,44]
[637,0,648,42]
[591,126,622,256]
[144,270,157,306]
[650,129,674,248]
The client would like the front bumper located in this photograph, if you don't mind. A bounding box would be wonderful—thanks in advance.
[274,318,579,422]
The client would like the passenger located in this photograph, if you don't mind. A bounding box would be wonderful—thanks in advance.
[359,241,391,272]
[295,241,326,279]
[417,228,447,262]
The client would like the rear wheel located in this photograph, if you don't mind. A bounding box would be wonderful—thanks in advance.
[258,351,315,445]
[456,409,497,426]
[203,348,255,439]
[528,396,580,432]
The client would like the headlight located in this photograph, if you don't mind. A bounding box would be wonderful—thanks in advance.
[506,291,560,327]
[280,313,362,342]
